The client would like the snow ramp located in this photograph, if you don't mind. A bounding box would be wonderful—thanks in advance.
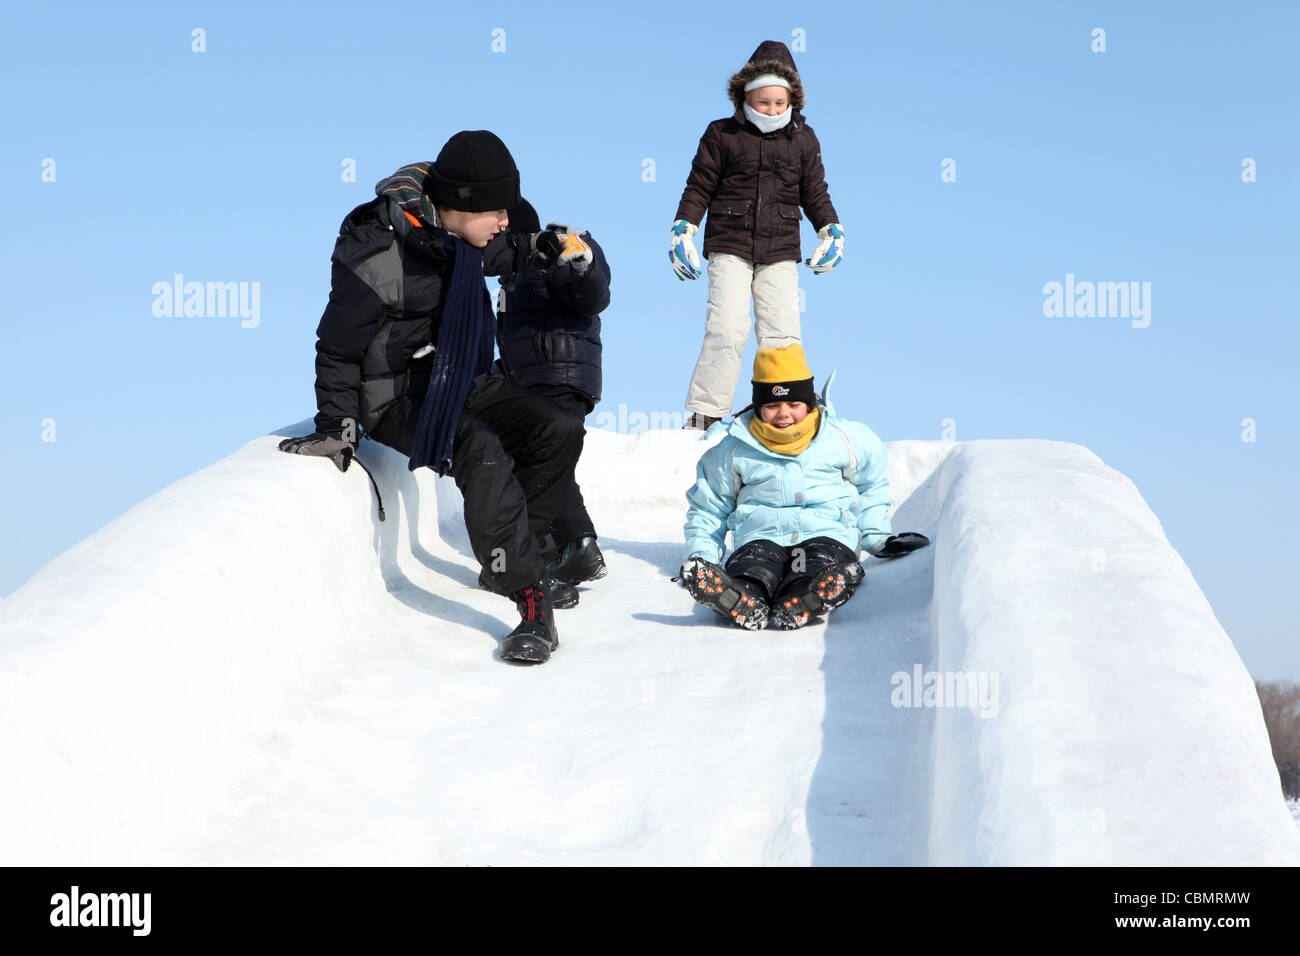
[0,425,1294,865]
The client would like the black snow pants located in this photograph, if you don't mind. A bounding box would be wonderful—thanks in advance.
[525,384,597,547]
[366,369,584,594]
[725,537,860,605]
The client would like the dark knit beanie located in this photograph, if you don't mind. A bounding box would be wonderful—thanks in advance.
[424,130,521,212]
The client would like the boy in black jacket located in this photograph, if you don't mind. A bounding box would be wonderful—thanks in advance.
[279,131,588,665]
[494,198,612,586]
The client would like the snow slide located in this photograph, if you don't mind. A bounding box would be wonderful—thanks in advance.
[0,426,1294,865]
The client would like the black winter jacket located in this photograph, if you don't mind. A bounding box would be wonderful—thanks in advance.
[312,197,520,437]
[495,233,610,407]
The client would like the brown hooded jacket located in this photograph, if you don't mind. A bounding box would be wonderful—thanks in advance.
[674,40,839,266]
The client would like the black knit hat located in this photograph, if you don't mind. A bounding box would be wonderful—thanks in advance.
[424,130,521,213]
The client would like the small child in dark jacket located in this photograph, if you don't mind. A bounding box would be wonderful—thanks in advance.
[671,39,845,430]
[495,198,612,586]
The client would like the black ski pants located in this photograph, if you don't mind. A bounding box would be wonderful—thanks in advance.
[725,537,860,605]
[367,370,584,594]
[524,384,597,546]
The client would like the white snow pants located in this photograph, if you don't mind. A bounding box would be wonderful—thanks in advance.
[685,252,801,418]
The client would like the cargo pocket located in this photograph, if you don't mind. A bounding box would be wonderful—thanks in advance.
[778,204,803,222]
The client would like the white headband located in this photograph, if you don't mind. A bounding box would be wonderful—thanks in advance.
[743,74,791,93]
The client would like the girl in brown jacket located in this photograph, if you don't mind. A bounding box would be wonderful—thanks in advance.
[671,40,844,429]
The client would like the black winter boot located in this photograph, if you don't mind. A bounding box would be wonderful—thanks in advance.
[546,536,607,586]
[678,557,769,630]
[479,569,579,609]
[502,583,560,664]
[771,561,865,630]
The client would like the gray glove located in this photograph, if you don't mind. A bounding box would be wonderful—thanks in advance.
[278,433,355,473]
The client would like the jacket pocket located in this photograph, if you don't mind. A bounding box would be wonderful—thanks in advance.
[778,204,803,222]
[709,199,751,218]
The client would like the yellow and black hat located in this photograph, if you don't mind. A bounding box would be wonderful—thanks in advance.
[751,343,816,408]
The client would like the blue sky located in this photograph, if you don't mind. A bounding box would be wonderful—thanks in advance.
[2,1,1296,678]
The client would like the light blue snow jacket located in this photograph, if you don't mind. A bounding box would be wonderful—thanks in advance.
[683,372,892,563]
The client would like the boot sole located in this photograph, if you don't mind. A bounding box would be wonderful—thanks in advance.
[772,563,864,630]
[501,632,559,664]
[549,557,608,587]
[684,563,769,631]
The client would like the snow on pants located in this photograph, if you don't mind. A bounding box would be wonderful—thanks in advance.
[685,252,801,418]
[724,536,859,605]
[366,370,584,594]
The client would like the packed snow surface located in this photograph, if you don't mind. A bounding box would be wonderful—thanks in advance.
[1,425,1296,865]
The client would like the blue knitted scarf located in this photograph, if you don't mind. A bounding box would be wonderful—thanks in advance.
[408,235,495,476]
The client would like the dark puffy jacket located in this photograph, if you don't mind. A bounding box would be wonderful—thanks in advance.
[495,232,610,407]
[674,40,838,266]
[312,196,520,437]
[313,197,448,436]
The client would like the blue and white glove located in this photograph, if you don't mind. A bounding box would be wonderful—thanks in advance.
[669,219,702,281]
[806,223,844,274]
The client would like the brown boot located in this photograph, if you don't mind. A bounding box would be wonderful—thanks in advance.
[683,412,722,431]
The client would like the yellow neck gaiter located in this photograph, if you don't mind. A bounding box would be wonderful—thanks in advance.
[749,406,821,456]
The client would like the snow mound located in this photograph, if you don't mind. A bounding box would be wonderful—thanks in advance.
[0,425,1295,865]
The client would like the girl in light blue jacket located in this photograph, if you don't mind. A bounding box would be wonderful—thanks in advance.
[679,344,927,630]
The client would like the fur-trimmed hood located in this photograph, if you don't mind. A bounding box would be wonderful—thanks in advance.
[727,40,805,116]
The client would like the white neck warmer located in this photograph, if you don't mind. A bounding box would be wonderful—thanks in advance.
[743,103,792,134]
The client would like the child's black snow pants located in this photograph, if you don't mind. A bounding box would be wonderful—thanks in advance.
[725,537,859,605]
